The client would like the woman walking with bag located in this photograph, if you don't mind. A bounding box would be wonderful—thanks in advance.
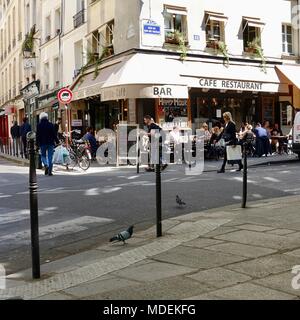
[215,112,243,173]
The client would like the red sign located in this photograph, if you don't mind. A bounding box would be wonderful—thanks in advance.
[57,88,73,104]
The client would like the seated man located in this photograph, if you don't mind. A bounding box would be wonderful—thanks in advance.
[83,127,98,158]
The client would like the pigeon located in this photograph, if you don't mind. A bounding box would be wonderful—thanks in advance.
[176,195,186,206]
[109,226,134,244]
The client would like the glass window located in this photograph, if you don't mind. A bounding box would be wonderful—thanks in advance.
[164,7,188,44]
[206,18,225,46]
[282,24,293,54]
[243,22,261,51]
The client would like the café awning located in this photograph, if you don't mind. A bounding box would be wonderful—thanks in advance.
[180,60,288,93]
[71,53,189,101]
[276,65,300,90]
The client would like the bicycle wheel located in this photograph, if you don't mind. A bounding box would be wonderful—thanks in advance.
[67,149,78,169]
[79,154,91,171]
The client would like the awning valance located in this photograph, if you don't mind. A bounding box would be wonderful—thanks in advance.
[276,65,300,90]
[205,11,228,24]
[243,17,265,30]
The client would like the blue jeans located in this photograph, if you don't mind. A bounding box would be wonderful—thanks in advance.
[40,145,54,172]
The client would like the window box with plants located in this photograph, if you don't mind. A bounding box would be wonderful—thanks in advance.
[205,39,230,67]
[244,37,267,72]
[164,30,188,60]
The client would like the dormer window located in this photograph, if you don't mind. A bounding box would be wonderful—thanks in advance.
[163,5,188,45]
[243,17,265,52]
[205,11,227,48]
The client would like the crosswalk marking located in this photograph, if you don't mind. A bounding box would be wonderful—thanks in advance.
[0,216,114,244]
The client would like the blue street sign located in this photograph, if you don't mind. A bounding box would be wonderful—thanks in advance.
[143,24,161,35]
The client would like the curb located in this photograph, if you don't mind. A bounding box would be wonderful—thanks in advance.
[0,154,29,166]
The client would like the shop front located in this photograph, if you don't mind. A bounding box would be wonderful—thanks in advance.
[35,89,61,131]
[70,53,189,133]
[71,52,293,136]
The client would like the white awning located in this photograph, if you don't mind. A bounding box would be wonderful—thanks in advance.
[71,53,189,101]
[165,7,187,16]
[205,11,228,24]
[180,61,288,93]
[243,17,265,29]
[276,65,300,90]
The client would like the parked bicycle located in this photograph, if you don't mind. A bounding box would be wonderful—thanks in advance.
[55,130,92,171]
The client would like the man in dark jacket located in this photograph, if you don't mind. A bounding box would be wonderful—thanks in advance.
[10,121,20,156]
[36,112,59,176]
[20,117,31,159]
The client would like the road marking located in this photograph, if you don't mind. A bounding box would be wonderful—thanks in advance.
[264,177,281,183]
[0,195,12,199]
[0,216,114,244]
[85,188,100,196]
[284,188,300,192]
[0,209,49,225]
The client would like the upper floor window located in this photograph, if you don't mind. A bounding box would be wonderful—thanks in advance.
[163,5,188,44]
[282,24,293,55]
[205,12,227,48]
[243,17,265,52]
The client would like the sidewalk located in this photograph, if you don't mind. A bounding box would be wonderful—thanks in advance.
[1,195,300,300]
[1,152,298,175]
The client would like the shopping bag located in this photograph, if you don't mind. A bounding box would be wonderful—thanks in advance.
[61,146,70,164]
[226,145,242,161]
[53,146,64,164]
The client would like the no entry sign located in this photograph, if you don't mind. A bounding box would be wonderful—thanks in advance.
[57,88,73,104]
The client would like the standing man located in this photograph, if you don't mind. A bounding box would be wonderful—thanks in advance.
[10,121,20,157]
[20,117,31,159]
[36,112,59,176]
[143,115,168,172]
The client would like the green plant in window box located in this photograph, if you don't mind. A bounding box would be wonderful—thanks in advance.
[22,25,36,57]
[217,41,230,67]
[246,37,267,72]
[173,30,188,60]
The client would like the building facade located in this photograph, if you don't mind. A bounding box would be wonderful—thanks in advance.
[1,0,300,141]
[70,0,300,136]
[0,0,26,141]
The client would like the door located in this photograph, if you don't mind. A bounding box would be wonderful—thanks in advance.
[262,96,275,124]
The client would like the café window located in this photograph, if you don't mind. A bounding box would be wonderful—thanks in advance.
[282,24,293,55]
[205,12,227,49]
[242,17,265,52]
[163,5,188,45]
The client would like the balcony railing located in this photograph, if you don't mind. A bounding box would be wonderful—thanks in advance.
[18,32,22,41]
[73,9,85,28]
[12,38,16,48]
[8,44,11,53]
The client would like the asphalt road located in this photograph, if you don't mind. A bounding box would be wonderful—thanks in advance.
[0,158,299,274]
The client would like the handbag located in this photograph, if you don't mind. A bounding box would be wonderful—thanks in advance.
[226,145,242,161]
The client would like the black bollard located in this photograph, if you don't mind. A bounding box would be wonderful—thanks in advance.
[242,143,248,209]
[27,132,41,279]
[156,162,162,237]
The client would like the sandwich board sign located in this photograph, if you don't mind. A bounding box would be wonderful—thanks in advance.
[58,88,73,104]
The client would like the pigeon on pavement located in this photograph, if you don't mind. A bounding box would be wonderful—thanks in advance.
[176,195,186,206]
[109,226,134,244]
